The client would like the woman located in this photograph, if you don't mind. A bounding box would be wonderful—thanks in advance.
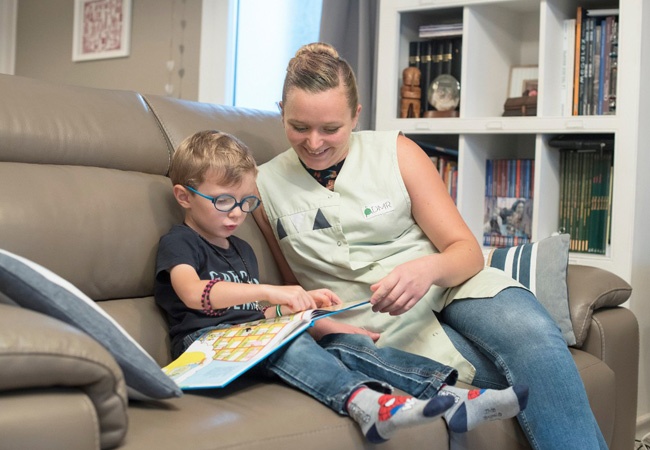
[253,42,606,449]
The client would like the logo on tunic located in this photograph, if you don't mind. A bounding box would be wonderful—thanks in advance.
[362,199,394,220]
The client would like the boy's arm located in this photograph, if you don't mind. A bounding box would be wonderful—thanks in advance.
[169,264,330,315]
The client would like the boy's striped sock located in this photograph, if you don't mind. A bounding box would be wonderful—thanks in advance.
[346,387,455,443]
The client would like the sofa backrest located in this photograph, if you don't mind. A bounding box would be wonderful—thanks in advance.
[0,73,287,312]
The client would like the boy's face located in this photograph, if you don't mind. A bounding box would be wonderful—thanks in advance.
[176,170,257,247]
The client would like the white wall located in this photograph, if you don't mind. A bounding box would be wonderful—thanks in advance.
[198,0,235,104]
[12,0,202,100]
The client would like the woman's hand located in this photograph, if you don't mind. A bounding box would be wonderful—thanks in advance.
[369,256,436,315]
[308,318,381,342]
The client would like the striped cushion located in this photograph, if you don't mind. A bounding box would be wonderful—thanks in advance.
[484,234,575,346]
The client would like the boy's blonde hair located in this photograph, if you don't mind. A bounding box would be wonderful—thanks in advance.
[169,130,257,188]
[282,42,359,119]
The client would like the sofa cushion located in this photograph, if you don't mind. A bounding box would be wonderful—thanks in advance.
[0,303,128,450]
[0,249,182,400]
[483,234,576,345]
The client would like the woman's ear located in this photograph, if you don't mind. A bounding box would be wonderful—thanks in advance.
[173,185,192,209]
[352,104,362,129]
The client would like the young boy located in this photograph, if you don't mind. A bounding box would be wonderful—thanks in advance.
[154,130,528,443]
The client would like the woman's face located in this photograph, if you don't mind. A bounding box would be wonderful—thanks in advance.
[282,84,360,171]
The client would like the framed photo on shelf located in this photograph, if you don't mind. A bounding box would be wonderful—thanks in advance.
[72,0,132,62]
[508,65,538,97]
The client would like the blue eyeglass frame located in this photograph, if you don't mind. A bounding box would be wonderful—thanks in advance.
[185,186,261,213]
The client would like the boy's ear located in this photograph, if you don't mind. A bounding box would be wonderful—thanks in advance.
[173,185,192,208]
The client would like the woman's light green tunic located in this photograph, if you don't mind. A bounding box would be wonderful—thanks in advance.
[257,130,521,383]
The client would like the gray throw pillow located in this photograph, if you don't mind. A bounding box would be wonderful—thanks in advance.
[483,234,576,346]
[0,249,182,400]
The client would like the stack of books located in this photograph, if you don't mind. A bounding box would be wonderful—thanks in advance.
[561,8,619,116]
[551,135,614,254]
[483,158,535,248]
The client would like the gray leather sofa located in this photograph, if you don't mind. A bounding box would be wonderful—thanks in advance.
[0,73,639,450]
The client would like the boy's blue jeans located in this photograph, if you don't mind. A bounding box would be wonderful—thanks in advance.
[259,332,458,415]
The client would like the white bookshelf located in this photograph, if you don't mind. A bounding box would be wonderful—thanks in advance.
[375,0,648,280]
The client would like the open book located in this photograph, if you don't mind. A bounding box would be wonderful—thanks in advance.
[162,300,370,389]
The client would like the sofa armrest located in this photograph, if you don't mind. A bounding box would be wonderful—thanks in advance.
[580,307,639,450]
[0,303,128,449]
[566,264,632,347]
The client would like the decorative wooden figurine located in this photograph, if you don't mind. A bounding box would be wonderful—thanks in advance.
[400,66,421,118]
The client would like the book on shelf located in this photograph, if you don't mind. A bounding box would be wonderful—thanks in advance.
[561,18,576,116]
[434,158,458,204]
[483,159,534,248]
[418,22,462,39]
[571,7,618,116]
[485,158,534,199]
[408,41,420,67]
[162,300,370,390]
[432,40,444,80]
[550,135,613,254]
[441,39,454,78]
[420,40,433,116]
[586,8,619,17]
[572,6,583,116]
[450,37,462,85]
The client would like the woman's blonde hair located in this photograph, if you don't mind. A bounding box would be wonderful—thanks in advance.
[169,130,257,188]
[282,42,359,118]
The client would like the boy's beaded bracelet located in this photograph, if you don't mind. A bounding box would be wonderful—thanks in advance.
[201,278,222,316]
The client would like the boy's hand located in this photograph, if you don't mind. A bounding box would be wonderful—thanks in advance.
[307,289,343,308]
[267,285,318,313]
[308,318,381,342]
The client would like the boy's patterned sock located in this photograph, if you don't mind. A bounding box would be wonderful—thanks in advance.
[346,387,455,443]
[438,384,529,432]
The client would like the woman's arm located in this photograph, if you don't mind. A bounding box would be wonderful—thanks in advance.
[369,134,484,315]
[398,134,484,284]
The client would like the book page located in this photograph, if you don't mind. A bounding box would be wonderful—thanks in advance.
[162,315,311,389]
[162,300,370,389]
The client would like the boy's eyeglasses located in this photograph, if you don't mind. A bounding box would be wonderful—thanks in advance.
[185,186,261,213]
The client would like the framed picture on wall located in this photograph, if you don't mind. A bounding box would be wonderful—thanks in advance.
[72,0,132,62]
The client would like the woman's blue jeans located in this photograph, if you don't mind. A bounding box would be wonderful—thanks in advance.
[260,332,458,415]
[441,287,608,450]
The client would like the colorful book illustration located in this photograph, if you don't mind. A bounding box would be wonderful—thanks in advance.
[163,300,370,389]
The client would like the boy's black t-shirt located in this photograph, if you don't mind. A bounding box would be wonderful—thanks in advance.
[154,224,265,357]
